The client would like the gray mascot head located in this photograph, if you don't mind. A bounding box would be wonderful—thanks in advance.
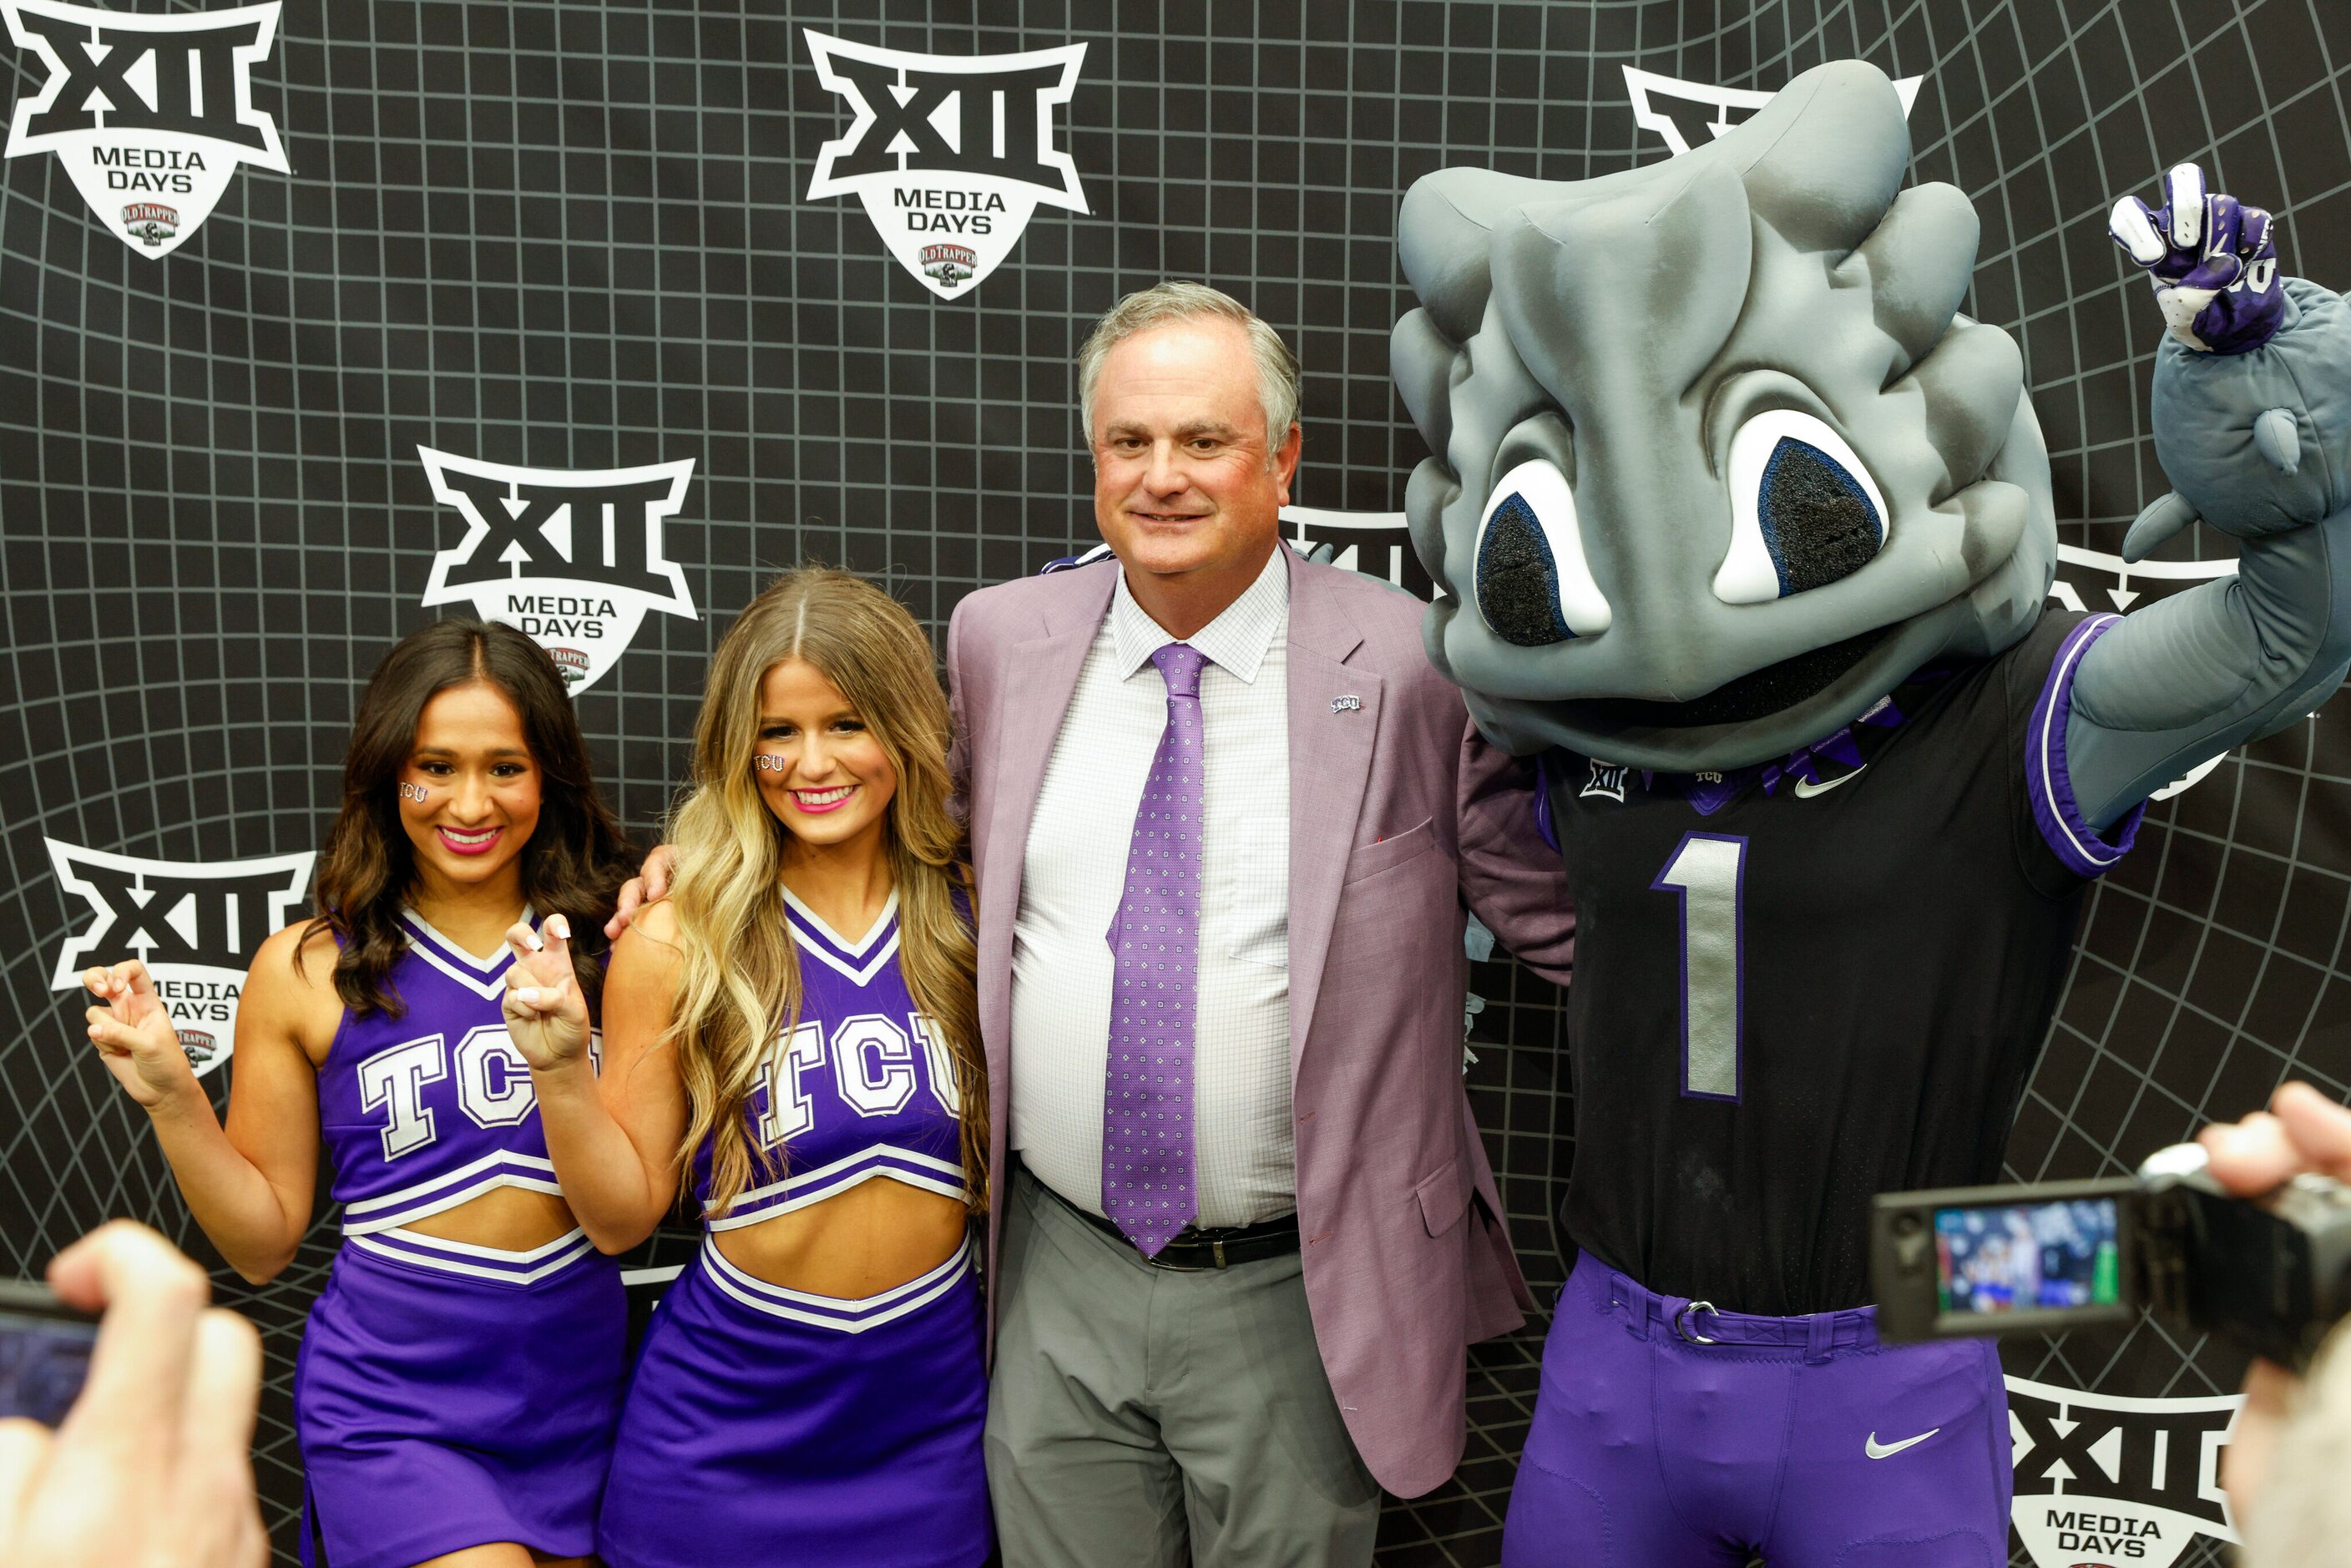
[1394,60,2054,771]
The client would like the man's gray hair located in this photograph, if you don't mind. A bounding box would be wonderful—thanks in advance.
[1077,281,1301,458]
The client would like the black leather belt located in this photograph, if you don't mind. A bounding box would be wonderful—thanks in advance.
[1034,1173,1300,1271]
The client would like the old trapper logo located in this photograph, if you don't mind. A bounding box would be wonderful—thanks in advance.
[1623,64,1922,158]
[2006,1377,2241,1568]
[804,30,1087,300]
[417,449,699,694]
[2,0,287,258]
[48,841,313,1078]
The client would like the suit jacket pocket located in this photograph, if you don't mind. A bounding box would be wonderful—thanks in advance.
[1342,816,1438,885]
[1414,1151,1472,1237]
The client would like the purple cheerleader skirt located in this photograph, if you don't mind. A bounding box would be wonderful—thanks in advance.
[294,1232,627,1568]
[598,1235,992,1568]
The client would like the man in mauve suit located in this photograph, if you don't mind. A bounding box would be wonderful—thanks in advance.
[964,281,1574,1566]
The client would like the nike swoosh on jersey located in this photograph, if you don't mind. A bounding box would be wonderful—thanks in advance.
[1863,1428,1939,1459]
[1792,765,1868,798]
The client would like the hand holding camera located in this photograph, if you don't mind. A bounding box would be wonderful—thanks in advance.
[0,1221,265,1568]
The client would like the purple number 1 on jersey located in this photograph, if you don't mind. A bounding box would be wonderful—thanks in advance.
[1651,832,1747,1101]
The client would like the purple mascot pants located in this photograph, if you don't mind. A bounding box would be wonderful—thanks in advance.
[1503,1252,2013,1566]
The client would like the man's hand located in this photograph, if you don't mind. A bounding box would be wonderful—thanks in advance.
[2197,1082,2351,1525]
[604,844,677,940]
[0,1222,265,1568]
[2109,162,2285,354]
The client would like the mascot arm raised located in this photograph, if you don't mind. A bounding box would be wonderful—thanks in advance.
[2065,164,2351,832]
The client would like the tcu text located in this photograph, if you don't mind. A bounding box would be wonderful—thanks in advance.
[758,1013,959,1146]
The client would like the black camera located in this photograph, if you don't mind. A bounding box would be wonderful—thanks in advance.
[1871,1144,2351,1370]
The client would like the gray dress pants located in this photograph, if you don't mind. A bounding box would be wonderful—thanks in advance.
[984,1162,1382,1567]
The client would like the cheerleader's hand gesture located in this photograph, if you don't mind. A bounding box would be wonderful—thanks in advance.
[503,914,592,1072]
[81,961,200,1110]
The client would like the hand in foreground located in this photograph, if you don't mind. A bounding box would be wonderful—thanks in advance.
[81,960,199,1110]
[0,1221,265,1568]
[2110,160,2285,354]
[604,843,676,941]
[502,914,593,1070]
[2197,1082,2351,1528]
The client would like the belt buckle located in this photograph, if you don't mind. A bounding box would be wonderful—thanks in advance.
[1674,1300,1721,1345]
[1145,1244,1211,1272]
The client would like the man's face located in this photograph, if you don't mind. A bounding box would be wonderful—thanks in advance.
[1090,317,1302,587]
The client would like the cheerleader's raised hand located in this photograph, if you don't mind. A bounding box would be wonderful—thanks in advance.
[501,914,593,1072]
[81,961,201,1110]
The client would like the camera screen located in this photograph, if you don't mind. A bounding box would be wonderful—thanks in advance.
[1934,1198,2122,1316]
[0,1312,96,1426]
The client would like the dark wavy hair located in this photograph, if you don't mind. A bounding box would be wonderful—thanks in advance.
[304,617,640,1017]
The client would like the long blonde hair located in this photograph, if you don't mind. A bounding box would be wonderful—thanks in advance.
[665,567,986,1215]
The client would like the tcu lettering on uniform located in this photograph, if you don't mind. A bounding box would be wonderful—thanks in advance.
[832,1014,918,1116]
[2009,1388,2233,1529]
[431,466,682,600]
[911,1015,960,1115]
[454,1024,535,1127]
[760,1014,953,1147]
[356,1028,543,1160]
[9,8,271,151]
[759,1021,828,1147]
[357,1035,447,1161]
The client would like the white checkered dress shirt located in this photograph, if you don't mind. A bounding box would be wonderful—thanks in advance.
[1010,549,1296,1227]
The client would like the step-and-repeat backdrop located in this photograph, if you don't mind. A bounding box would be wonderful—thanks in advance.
[4,2,2346,1563]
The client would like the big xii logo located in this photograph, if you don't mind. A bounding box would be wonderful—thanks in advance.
[1279,508,1436,602]
[1623,63,1923,156]
[47,841,313,1078]
[0,0,286,257]
[2005,1377,2242,1566]
[803,30,1087,300]
[417,450,699,694]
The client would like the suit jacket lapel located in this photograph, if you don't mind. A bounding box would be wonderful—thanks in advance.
[976,568,1115,1063]
[1284,551,1377,1070]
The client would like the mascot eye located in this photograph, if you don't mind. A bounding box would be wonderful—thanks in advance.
[1711,411,1888,604]
[1474,459,1611,645]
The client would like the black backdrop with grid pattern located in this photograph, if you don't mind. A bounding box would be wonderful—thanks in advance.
[3,1,2348,1563]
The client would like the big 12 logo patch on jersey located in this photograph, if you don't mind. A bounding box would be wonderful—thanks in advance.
[47,840,314,1078]
[1,0,287,257]
[417,448,700,694]
[803,30,1088,300]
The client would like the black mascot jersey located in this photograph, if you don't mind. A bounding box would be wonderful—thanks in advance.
[1547,609,2141,1316]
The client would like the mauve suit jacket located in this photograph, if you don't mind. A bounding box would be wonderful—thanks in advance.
[946,544,1575,1497]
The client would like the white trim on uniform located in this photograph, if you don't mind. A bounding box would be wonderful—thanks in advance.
[346,1225,597,1285]
[706,1143,970,1228]
[697,1233,971,1333]
[341,1150,565,1232]
[397,906,534,999]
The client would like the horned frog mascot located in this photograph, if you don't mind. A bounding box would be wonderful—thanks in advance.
[1393,60,2351,1565]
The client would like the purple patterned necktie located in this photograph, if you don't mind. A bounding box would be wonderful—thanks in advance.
[1101,641,1209,1256]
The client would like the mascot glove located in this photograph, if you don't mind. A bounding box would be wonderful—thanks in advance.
[2111,161,2286,355]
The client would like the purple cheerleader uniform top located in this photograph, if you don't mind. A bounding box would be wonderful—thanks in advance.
[297,908,627,1568]
[596,886,990,1568]
[695,888,968,1231]
[316,908,599,1282]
